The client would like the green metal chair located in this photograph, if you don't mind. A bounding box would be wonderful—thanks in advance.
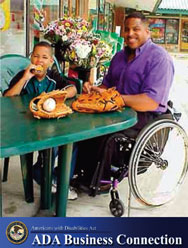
[0,54,34,203]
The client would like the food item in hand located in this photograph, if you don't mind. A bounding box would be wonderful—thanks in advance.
[35,65,43,72]
[72,87,124,113]
[43,98,56,112]
[30,65,43,73]
[30,90,73,119]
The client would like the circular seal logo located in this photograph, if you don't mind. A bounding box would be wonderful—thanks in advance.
[6,221,28,244]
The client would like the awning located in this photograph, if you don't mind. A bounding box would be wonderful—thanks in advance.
[106,0,161,12]
[157,0,188,15]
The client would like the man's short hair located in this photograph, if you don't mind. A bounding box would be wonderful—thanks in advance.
[125,12,148,25]
[33,41,53,56]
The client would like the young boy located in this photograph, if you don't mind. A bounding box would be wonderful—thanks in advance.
[4,41,76,97]
[4,41,78,200]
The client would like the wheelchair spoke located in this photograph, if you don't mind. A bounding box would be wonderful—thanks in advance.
[139,155,156,164]
[141,148,162,164]
[128,119,188,207]
[152,132,160,152]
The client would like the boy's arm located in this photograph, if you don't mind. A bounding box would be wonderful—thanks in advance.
[51,70,77,98]
[4,64,36,96]
[63,85,77,99]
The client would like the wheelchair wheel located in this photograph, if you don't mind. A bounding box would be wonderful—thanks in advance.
[128,119,188,206]
[109,199,125,217]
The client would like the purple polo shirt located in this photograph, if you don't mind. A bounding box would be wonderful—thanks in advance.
[103,39,174,112]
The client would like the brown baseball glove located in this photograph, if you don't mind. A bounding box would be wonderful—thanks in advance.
[72,87,124,113]
[29,90,73,119]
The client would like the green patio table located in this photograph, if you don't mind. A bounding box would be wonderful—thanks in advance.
[0,94,137,217]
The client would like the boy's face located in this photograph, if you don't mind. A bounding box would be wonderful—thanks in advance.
[124,18,150,50]
[31,46,53,77]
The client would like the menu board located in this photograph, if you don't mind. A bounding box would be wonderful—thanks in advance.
[181,20,188,43]
[181,19,188,50]
[165,19,179,44]
[148,18,165,44]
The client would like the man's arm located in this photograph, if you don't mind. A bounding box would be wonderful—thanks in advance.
[4,64,36,96]
[121,93,159,112]
[83,83,158,111]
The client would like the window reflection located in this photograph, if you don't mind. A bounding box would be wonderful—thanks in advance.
[1,0,25,56]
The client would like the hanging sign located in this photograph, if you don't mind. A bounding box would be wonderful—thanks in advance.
[0,0,10,31]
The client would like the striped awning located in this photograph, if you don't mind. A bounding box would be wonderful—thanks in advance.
[157,0,188,15]
[158,0,188,10]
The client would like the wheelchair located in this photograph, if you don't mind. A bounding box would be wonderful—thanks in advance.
[90,102,188,217]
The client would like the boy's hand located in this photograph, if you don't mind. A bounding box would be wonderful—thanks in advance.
[90,86,106,94]
[83,81,92,94]
[23,64,37,81]
[83,82,106,94]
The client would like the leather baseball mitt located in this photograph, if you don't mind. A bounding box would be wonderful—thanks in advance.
[72,87,124,113]
[29,90,73,119]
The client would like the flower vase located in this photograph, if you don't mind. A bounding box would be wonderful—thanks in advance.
[89,67,97,85]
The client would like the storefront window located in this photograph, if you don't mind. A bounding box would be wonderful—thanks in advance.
[165,19,179,44]
[63,0,69,15]
[148,18,165,44]
[104,2,109,31]
[30,0,59,52]
[181,19,188,50]
[72,0,76,16]
[89,0,98,30]
[0,0,25,56]
[98,0,105,30]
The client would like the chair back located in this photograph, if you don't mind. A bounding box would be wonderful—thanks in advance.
[0,54,83,94]
[52,56,83,94]
[0,54,30,93]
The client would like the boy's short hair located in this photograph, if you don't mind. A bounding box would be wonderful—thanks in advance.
[125,12,148,26]
[33,41,53,56]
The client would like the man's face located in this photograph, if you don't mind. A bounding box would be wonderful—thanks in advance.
[124,18,150,50]
[31,46,53,76]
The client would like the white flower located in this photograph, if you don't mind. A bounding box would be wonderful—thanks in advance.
[75,44,92,59]
[62,35,68,41]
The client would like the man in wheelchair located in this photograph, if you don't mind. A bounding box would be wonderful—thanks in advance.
[73,11,176,199]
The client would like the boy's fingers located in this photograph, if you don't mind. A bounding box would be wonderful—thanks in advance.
[83,82,91,94]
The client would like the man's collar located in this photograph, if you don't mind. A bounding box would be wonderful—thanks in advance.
[124,38,152,58]
[137,38,151,54]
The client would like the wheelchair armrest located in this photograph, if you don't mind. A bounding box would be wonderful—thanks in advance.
[167,100,182,122]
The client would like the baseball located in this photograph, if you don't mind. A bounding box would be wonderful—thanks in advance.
[43,98,56,112]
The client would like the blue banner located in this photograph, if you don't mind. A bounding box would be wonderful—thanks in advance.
[0,217,187,247]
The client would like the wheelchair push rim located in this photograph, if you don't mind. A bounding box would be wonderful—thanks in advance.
[128,119,188,207]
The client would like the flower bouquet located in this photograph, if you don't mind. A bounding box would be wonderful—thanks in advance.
[43,16,90,45]
[43,16,91,62]
[63,34,112,69]
[43,16,112,83]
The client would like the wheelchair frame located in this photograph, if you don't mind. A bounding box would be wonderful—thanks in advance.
[95,108,188,217]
